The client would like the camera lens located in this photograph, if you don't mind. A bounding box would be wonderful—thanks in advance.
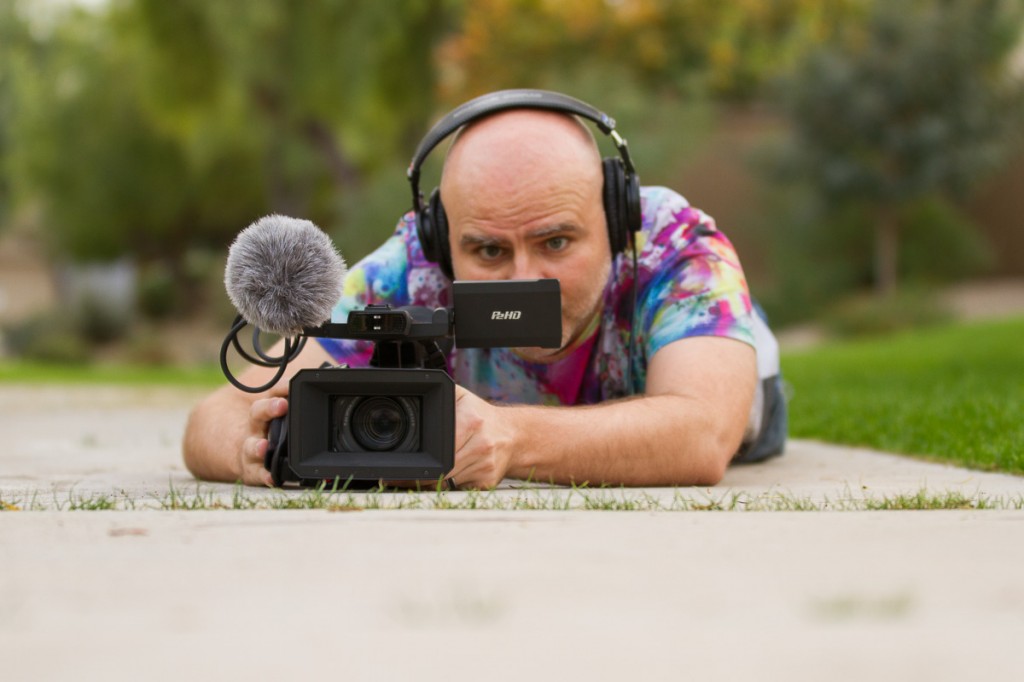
[332,394,421,454]
[351,396,411,451]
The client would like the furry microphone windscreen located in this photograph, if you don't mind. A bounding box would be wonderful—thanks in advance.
[224,215,347,337]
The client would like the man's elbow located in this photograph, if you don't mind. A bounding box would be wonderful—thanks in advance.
[181,405,206,479]
[181,392,226,482]
[685,426,742,487]
[696,394,754,485]
[687,450,729,487]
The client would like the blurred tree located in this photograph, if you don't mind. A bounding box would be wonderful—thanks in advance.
[432,0,870,224]
[7,4,193,262]
[5,0,456,270]
[0,0,34,229]
[131,0,453,235]
[777,0,1024,295]
[439,0,864,103]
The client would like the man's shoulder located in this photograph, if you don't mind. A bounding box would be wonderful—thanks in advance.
[639,185,690,216]
[637,185,723,247]
[638,185,709,234]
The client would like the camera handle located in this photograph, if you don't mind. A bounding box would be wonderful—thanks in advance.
[265,414,290,487]
[370,339,450,371]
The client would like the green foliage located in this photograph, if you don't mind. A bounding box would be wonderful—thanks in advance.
[73,293,132,345]
[136,262,179,319]
[444,0,864,102]
[3,0,455,272]
[784,0,1023,202]
[782,316,1024,474]
[757,189,874,325]
[2,311,90,364]
[3,290,132,362]
[772,0,1024,293]
[130,0,452,251]
[759,193,995,325]
[820,287,952,338]
[0,1,32,227]
[899,196,994,282]
[7,5,192,260]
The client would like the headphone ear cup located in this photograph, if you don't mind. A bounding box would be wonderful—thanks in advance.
[417,189,440,264]
[602,157,628,254]
[623,167,642,246]
[428,189,454,280]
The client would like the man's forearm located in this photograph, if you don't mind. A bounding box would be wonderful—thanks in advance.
[182,387,249,483]
[504,394,742,487]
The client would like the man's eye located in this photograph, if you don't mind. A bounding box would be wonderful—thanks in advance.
[546,236,569,252]
[478,245,505,261]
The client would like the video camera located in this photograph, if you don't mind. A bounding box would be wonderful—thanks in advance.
[224,279,562,488]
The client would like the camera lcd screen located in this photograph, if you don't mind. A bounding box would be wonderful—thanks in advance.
[452,279,561,348]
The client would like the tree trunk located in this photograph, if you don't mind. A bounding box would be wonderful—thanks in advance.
[875,206,899,296]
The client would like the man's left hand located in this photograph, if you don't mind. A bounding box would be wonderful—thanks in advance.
[446,385,517,490]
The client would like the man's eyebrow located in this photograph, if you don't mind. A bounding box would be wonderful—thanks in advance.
[526,223,581,239]
[459,233,508,248]
[459,223,582,248]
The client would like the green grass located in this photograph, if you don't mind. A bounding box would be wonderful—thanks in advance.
[0,360,223,386]
[782,316,1024,475]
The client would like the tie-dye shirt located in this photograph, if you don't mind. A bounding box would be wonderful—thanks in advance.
[318,186,755,405]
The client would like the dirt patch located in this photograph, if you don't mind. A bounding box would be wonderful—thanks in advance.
[938,278,1024,321]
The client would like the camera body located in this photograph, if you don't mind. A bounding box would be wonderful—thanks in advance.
[265,279,561,488]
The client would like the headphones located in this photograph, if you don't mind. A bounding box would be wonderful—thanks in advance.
[407,89,642,280]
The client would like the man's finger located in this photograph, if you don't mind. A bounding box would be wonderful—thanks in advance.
[248,397,287,431]
[241,437,274,486]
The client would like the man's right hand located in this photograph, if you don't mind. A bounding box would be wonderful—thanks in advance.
[183,337,333,486]
[241,397,289,487]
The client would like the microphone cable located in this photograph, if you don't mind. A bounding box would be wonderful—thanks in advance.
[219,314,308,394]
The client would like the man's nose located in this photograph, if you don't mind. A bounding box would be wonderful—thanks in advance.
[510,253,542,280]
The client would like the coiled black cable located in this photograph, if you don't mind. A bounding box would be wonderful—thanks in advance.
[219,314,308,393]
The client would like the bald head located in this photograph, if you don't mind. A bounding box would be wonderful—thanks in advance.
[439,110,604,214]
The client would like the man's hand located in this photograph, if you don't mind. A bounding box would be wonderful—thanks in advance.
[183,338,334,486]
[446,385,517,490]
[239,397,288,487]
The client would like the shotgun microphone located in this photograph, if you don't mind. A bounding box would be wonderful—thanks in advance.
[224,214,347,337]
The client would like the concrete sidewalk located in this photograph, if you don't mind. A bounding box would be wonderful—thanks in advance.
[2,384,1024,681]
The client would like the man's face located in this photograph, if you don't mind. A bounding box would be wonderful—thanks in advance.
[440,113,612,364]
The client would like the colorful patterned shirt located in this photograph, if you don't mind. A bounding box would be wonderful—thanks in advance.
[318,186,756,405]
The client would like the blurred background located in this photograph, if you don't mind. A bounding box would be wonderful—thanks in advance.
[1,0,1022,368]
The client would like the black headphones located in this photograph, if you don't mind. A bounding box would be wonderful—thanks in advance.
[407,89,642,280]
